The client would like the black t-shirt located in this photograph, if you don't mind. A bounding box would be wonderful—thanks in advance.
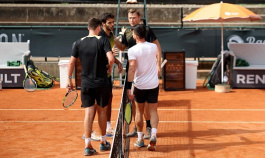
[99,29,115,48]
[122,26,157,72]
[72,35,112,88]
[99,29,115,79]
[122,26,157,49]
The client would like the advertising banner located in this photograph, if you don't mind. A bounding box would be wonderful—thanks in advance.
[0,68,25,88]
[231,69,265,88]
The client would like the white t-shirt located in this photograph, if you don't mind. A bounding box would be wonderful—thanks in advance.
[128,41,159,89]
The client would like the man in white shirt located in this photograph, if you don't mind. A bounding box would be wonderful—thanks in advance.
[127,24,160,151]
[115,8,162,139]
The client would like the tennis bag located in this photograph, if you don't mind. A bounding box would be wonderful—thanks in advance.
[27,60,54,88]
[208,51,231,88]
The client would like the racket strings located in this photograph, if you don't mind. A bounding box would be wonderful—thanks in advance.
[124,102,132,125]
[63,91,78,107]
[24,78,37,92]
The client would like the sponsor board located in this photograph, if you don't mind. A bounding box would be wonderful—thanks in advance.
[231,69,265,88]
[0,69,25,88]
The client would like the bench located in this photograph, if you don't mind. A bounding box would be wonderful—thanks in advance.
[0,40,31,88]
[229,43,265,88]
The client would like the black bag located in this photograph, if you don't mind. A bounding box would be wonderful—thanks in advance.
[207,51,231,88]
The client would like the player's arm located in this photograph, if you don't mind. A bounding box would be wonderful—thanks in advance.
[113,34,126,51]
[67,56,76,90]
[106,51,115,74]
[128,59,136,82]
[111,37,123,73]
[127,59,136,100]
[114,57,123,73]
[102,36,115,74]
[153,39,162,77]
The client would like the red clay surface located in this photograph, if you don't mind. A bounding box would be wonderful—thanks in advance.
[1,80,265,158]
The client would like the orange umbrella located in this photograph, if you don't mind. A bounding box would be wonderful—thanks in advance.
[183,1,261,83]
[183,2,261,22]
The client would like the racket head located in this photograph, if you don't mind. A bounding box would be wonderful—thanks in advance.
[62,89,78,108]
[124,101,132,125]
[23,75,37,92]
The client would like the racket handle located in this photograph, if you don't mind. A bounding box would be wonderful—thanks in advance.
[161,59,167,68]
[41,70,48,75]
[23,65,27,73]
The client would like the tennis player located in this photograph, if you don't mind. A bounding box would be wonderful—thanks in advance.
[67,18,115,156]
[127,24,160,151]
[114,8,162,139]
[99,13,123,137]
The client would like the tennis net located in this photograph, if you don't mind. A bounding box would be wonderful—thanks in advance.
[109,75,130,158]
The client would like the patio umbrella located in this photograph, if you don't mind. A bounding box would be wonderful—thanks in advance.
[183,1,261,83]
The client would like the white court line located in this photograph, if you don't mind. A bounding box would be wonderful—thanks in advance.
[1,109,265,111]
[159,121,265,124]
[0,109,83,111]
[1,120,265,124]
[158,109,265,111]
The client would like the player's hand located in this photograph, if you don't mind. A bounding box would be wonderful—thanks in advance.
[107,67,112,74]
[67,80,74,92]
[127,89,134,100]
[112,46,119,56]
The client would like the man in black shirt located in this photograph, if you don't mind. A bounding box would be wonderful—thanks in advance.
[99,13,123,137]
[67,18,114,156]
[114,9,162,139]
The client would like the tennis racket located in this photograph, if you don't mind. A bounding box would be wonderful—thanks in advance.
[41,70,60,82]
[23,65,37,92]
[124,101,132,125]
[62,89,78,108]
[202,73,211,88]
[125,83,134,125]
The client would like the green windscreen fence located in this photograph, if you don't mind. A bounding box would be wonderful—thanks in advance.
[1,26,265,58]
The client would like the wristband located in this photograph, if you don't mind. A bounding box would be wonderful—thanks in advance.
[68,76,72,79]
[126,82,132,89]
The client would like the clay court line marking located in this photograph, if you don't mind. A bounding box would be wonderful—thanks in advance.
[1,121,265,124]
[158,109,265,111]
[1,109,265,111]
[159,121,265,123]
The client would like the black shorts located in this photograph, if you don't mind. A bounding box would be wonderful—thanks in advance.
[108,76,113,91]
[134,86,159,103]
[81,86,110,108]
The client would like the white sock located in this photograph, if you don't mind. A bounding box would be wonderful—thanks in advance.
[151,128,157,137]
[107,121,111,131]
[101,135,106,144]
[85,138,91,147]
[137,132,143,141]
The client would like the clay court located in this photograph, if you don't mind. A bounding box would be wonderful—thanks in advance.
[1,80,265,158]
